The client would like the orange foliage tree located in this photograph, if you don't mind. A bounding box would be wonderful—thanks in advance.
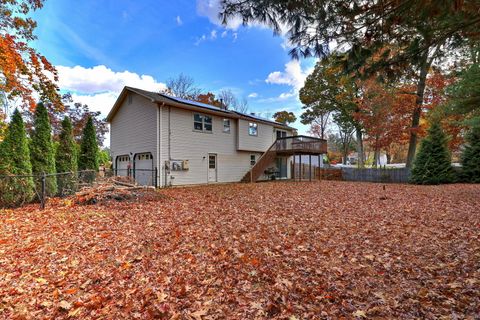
[355,79,416,165]
[0,0,60,110]
[423,69,464,151]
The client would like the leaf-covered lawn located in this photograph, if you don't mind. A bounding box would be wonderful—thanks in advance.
[1,181,479,319]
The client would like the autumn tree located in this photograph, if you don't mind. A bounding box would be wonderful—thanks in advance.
[460,125,480,183]
[79,116,99,172]
[299,56,365,166]
[55,117,77,195]
[0,0,61,109]
[30,103,57,196]
[273,111,296,125]
[355,80,415,166]
[196,92,223,108]
[0,109,34,206]
[410,122,454,185]
[221,0,480,167]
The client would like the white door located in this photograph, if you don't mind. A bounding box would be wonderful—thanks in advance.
[208,154,217,183]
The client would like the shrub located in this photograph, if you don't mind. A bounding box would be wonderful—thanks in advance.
[0,109,35,207]
[30,103,57,196]
[460,125,480,183]
[78,116,99,171]
[410,121,454,185]
[56,117,78,195]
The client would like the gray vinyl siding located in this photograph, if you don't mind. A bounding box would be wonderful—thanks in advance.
[237,119,279,152]
[110,93,157,170]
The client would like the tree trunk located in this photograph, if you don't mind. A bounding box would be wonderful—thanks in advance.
[406,51,430,168]
[355,127,365,168]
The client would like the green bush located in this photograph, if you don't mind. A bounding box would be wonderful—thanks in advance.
[0,109,35,207]
[410,121,454,185]
[30,103,57,196]
[78,116,99,171]
[56,117,78,195]
[460,125,480,183]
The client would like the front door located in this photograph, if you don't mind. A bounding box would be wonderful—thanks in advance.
[208,153,217,183]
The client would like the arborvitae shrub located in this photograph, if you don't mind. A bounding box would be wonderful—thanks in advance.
[78,116,99,182]
[30,103,57,196]
[0,109,35,207]
[56,117,78,195]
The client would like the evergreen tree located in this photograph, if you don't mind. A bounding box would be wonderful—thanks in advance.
[30,102,57,196]
[56,117,77,195]
[460,125,480,183]
[0,109,34,206]
[79,116,99,171]
[410,122,454,185]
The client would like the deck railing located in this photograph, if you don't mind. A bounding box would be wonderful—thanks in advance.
[274,135,327,154]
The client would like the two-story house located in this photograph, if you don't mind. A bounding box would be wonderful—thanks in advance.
[107,87,303,187]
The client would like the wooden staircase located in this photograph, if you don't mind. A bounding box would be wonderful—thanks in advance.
[241,144,278,183]
[240,135,328,183]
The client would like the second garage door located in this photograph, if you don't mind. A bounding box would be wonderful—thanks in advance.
[134,153,153,186]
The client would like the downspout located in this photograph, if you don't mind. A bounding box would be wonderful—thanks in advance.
[157,103,164,187]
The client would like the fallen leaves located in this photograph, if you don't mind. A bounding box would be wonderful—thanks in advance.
[0,181,479,319]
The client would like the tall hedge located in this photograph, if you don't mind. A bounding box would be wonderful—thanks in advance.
[56,117,78,195]
[79,115,99,173]
[460,125,480,183]
[0,109,35,206]
[30,102,57,196]
[410,121,454,185]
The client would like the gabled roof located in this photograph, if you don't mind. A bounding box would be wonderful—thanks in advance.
[107,86,295,130]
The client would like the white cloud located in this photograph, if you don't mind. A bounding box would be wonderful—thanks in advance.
[221,30,228,38]
[195,34,207,46]
[266,60,311,92]
[248,92,258,98]
[57,65,167,94]
[176,15,183,26]
[196,0,243,30]
[210,30,217,40]
[232,32,238,41]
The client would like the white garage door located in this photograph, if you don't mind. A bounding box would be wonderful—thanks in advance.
[134,153,153,186]
[116,155,130,176]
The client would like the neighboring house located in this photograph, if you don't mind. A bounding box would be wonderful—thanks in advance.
[107,86,303,187]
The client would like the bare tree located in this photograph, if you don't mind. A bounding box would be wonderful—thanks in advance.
[161,73,201,100]
[218,89,249,113]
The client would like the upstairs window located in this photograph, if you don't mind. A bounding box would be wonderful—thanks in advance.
[249,122,258,136]
[194,113,212,132]
[223,119,231,133]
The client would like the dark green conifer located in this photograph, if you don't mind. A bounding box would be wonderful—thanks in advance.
[78,116,99,174]
[410,121,454,185]
[0,109,34,206]
[30,102,57,196]
[460,125,480,183]
[56,117,78,195]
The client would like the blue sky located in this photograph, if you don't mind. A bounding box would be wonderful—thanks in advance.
[32,0,315,145]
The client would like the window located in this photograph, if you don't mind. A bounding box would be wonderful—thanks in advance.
[223,119,231,133]
[249,122,258,136]
[250,155,256,166]
[194,113,212,132]
[209,155,216,169]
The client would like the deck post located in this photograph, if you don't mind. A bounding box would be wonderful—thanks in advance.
[293,154,296,181]
[318,155,321,181]
[309,155,312,182]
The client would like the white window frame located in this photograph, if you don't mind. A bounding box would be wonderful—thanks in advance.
[193,113,213,133]
[249,122,258,136]
[250,154,256,166]
[223,119,231,133]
